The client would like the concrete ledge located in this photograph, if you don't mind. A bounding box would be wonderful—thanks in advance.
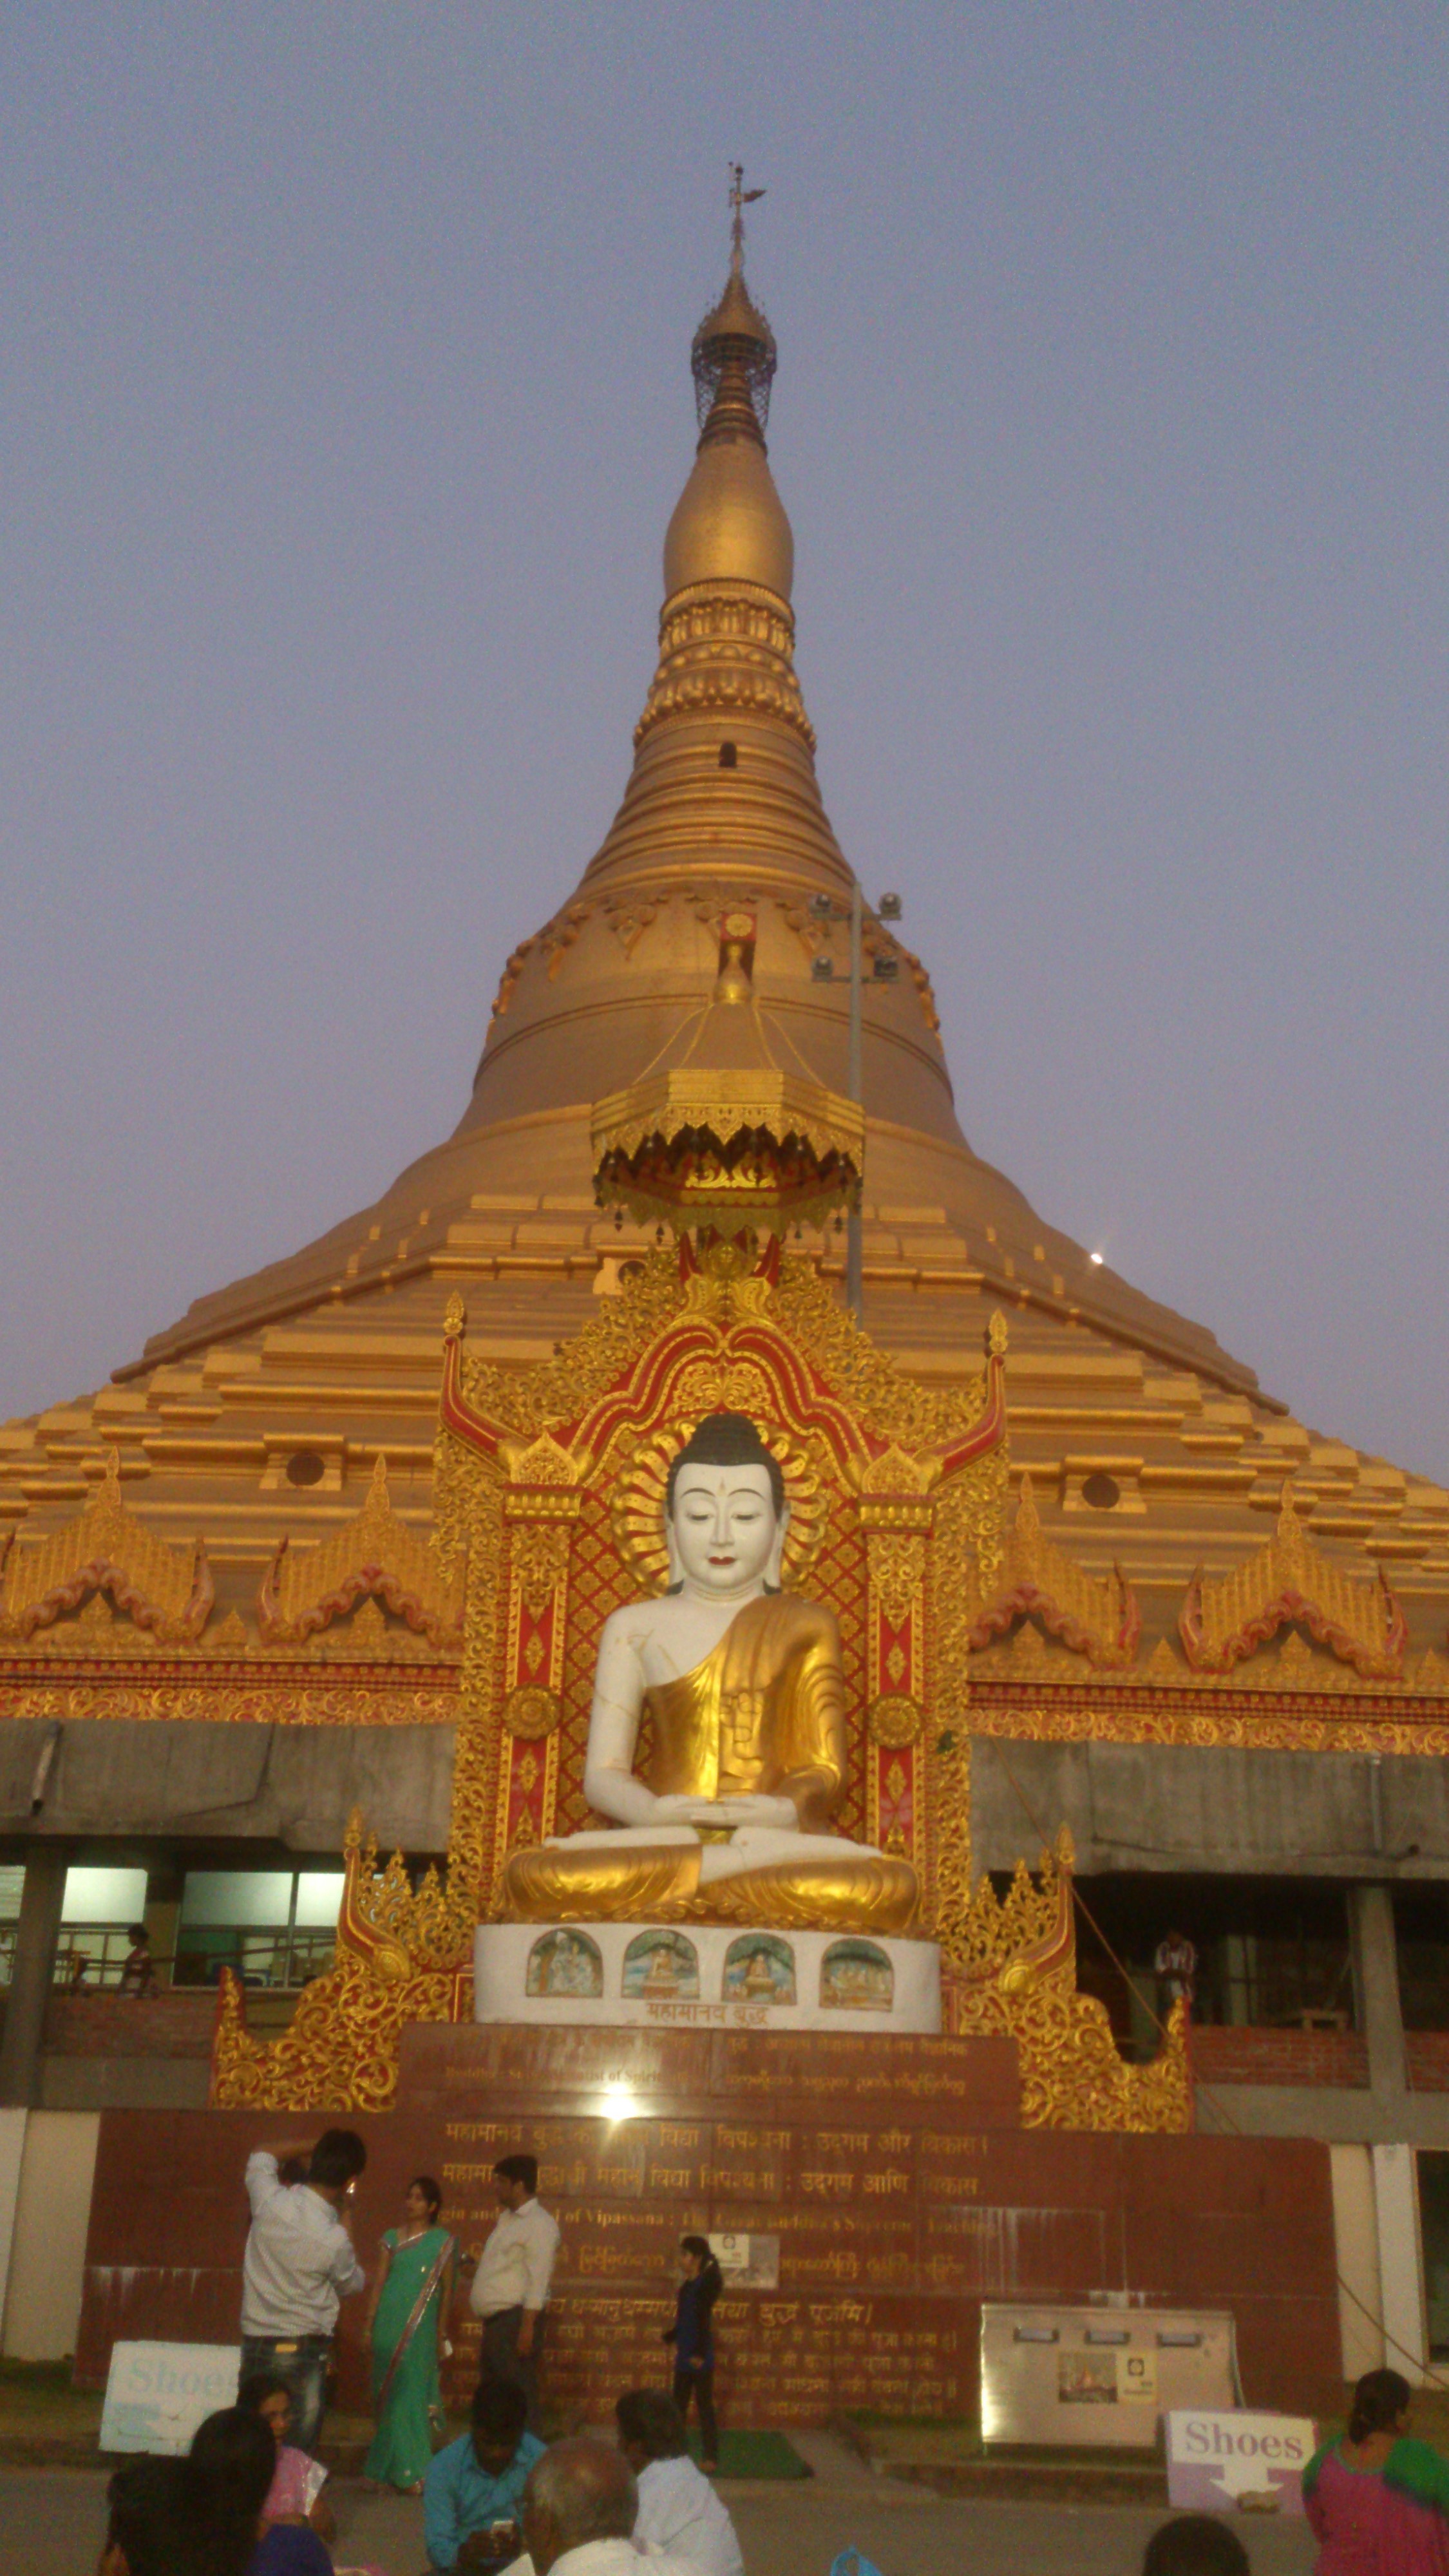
[0,1718,455,1852]
[39,2058,211,2111]
[1196,2084,1449,2147]
[971,1736,1449,1877]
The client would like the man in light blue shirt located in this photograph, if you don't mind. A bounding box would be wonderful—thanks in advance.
[426,2377,545,2572]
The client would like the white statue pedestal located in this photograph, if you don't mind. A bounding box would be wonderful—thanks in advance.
[473,1919,941,2034]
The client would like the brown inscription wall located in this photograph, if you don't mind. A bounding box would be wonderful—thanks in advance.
[76,2025,1341,2424]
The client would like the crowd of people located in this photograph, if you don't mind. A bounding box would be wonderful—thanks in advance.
[99,2401,753,2576]
[93,2128,1449,2576]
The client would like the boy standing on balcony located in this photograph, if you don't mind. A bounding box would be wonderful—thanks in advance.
[240,2129,368,2453]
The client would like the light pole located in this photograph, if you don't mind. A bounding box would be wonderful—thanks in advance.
[810,883,904,1323]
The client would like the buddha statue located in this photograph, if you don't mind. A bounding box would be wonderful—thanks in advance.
[500,1412,918,1935]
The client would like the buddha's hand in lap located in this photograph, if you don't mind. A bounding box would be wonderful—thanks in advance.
[648,1792,798,1832]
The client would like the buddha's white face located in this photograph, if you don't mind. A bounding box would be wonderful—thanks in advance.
[667,1461,788,1599]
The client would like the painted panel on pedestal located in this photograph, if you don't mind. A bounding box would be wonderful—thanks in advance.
[526,1927,603,1999]
[723,1932,795,2005]
[820,1937,893,2011]
[621,1929,699,2002]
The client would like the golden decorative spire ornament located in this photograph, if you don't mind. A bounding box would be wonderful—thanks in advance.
[591,908,863,1238]
[661,167,793,605]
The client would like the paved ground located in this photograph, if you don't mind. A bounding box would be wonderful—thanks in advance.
[11,2432,1315,2576]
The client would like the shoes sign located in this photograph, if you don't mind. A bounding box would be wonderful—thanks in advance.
[100,2341,242,2456]
[1166,2410,1314,2517]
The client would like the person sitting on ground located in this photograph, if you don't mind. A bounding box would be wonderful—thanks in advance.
[236,2372,336,2544]
[615,2391,743,2576]
[519,2440,647,2576]
[98,2456,193,2576]
[1141,2514,1250,2574]
[425,2374,545,2573]
[1304,2363,1449,2571]
[191,2407,333,2576]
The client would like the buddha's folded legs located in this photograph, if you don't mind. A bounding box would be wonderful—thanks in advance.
[499,1839,918,1935]
[500,1839,705,1923]
[704,1852,918,1934]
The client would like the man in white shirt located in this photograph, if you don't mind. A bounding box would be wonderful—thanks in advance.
[616,2391,744,2576]
[518,2438,710,2576]
[465,2152,560,2428]
[239,2127,368,2452]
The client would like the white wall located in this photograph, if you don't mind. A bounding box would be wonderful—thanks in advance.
[1330,2143,1385,2380]
[0,2110,100,2360]
[1372,2141,1427,2386]
[0,2112,27,2332]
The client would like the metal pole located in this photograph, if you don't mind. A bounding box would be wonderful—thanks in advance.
[846,878,864,1321]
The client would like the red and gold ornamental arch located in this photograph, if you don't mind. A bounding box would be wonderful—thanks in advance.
[211,1235,1188,2131]
[437,1234,1006,1913]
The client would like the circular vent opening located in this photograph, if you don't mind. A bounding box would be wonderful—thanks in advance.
[285,1450,327,1489]
[1081,1472,1121,1511]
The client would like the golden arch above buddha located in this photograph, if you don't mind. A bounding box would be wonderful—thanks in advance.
[500,1412,919,1936]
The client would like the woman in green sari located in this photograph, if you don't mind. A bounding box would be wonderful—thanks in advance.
[363,2174,457,2492]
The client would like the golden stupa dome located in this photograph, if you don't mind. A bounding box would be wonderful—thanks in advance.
[118,185,1267,1412]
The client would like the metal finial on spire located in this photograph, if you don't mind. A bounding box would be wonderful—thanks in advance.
[692,169,776,439]
[728,161,766,281]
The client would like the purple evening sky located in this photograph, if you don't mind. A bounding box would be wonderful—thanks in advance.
[1,6,1446,1475]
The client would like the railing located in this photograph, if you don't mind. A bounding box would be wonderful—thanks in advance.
[0,1922,152,1992]
[0,1919,336,1995]
[171,1926,337,1992]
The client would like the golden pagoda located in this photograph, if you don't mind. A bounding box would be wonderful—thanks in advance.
[4,182,1449,2138]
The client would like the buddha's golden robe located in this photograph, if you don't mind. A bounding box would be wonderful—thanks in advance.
[501,1593,918,1935]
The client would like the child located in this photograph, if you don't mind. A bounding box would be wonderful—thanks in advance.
[661,2235,724,2473]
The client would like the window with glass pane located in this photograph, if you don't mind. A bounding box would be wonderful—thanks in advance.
[0,1866,23,1990]
[43,1867,153,1991]
[175,1868,343,1990]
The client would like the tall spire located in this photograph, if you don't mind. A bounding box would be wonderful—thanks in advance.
[690,164,777,449]
[662,167,793,603]
[729,162,765,277]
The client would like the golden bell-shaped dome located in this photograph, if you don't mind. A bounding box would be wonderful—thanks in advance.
[663,439,794,601]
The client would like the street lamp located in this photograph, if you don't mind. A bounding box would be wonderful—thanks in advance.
[808,883,905,1321]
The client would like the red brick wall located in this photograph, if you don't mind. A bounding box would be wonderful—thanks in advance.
[77,2023,1345,2426]
[1191,2025,1368,2089]
[43,1991,216,2060]
[1407,2032,1449,2091]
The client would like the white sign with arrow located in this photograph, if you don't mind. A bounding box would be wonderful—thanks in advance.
[1166,2410,1314,2517]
